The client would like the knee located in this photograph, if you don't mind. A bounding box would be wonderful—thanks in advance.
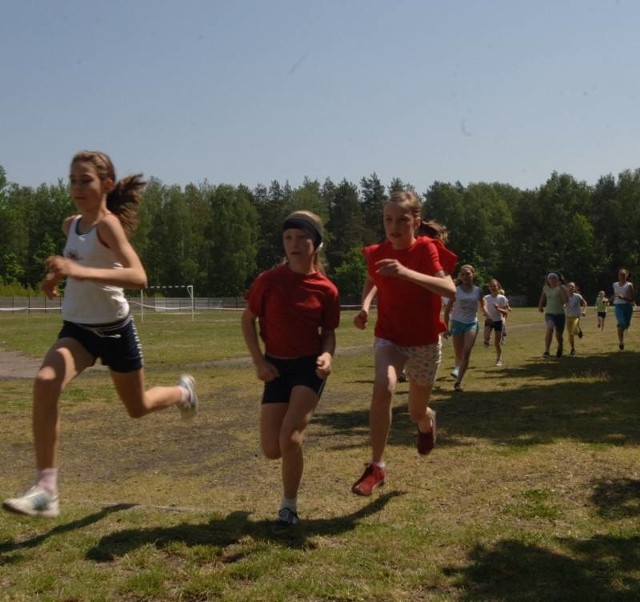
[261,439,282,460]
[279,430,303,456]
[373,378,395,397]
[33,368,62,401]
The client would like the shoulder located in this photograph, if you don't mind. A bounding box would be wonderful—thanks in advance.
[364,241,386,258]
[311,271,339,292]
[97,213,126,236]
[63,214,79,235]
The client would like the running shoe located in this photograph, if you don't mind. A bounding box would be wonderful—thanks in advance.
[3,485,60,518]
[351,463,386,496]
[273,507,299,533]
[454,381,463,392]
[417,410,436,455]
[178,374,198,420]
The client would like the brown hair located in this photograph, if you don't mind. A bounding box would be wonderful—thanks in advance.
[386,190,448,243]
[71,150,146,236]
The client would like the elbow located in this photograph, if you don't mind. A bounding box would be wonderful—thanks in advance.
[132,277,147,290]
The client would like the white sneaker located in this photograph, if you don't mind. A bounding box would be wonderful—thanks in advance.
[273,507,299,533]
[3,485,60,518]
[496,359,503,367]
[451,367,459,378]
[177,374,198,420]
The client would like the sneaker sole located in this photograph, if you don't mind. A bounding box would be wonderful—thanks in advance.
[178,374,198,420]
[3,500,60,518]
[352,480,385,496]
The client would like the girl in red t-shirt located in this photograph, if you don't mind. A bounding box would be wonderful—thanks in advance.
[242,211,340,531]
[351,191,456,496]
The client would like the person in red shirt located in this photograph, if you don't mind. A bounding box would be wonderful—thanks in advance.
[242,210,340,532]
[351,191,456,496]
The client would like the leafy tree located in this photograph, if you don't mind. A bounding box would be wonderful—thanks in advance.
[332,247,367,304]
[360,173,386,244]
[325,179,363,271]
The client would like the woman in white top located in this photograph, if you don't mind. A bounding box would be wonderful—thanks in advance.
[483,279,509,366]
[444,264,485,391]
[611,268,635,350]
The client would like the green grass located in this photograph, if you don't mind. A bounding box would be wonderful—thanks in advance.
[1,308,640,600]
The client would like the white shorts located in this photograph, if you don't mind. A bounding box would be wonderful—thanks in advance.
[374,337,442,386]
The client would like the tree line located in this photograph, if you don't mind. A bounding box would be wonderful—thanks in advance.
[1,166,639,305]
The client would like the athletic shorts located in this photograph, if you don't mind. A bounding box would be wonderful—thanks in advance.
[261,354,326,404]
[615,303,633,330]
[449,319,478,337]
[566,316,580,334]
[545,313,565,334]
[485,319,504,332]
[58,315,144,373]
[374,337,442,387]
[597,311,607,319]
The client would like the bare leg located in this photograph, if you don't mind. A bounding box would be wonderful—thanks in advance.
[33,338,94,471]
[369,344,404,463]
[455,327,479,384]
[111,369,184,418]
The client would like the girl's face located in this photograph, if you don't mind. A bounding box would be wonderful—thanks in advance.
[489,280,500,295]
[459,266,474,284]
[383,201,419,249]
[547,275,559,287]
[568,283,576,293]
[283,228,315,265]
[619,270,628,282]
[69,161,112,213]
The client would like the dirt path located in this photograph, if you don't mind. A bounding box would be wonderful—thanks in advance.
[0,348,42,380]
[0,321,541,380]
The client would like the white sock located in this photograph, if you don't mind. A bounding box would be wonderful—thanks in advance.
[37,468,58,495]
[280,496,297,512]
[179,385,190,406]
[372,460,386,469]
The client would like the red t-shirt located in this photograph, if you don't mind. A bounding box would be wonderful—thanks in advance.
[245,263,341,358]
[365,237,450,346]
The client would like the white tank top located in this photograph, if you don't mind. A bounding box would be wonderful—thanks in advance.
[450,285,481,324]
[61,216,130,324]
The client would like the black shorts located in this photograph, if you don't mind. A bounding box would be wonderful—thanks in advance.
[58,316,144,373]
[262,354,326,404]
[485,319,504,332]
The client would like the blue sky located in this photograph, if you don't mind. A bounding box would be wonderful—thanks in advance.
[2,0,638,193]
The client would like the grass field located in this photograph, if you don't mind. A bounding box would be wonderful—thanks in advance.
[1,308,640,601]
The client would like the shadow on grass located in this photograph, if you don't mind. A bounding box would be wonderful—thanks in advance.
[592,477,640,519]
[0,503,135,560]
[85,491,403,561]
[445,533,640,601]
[315,350,640,451]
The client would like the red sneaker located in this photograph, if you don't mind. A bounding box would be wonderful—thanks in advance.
[417,410,436,455]
[351,463,386,496]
